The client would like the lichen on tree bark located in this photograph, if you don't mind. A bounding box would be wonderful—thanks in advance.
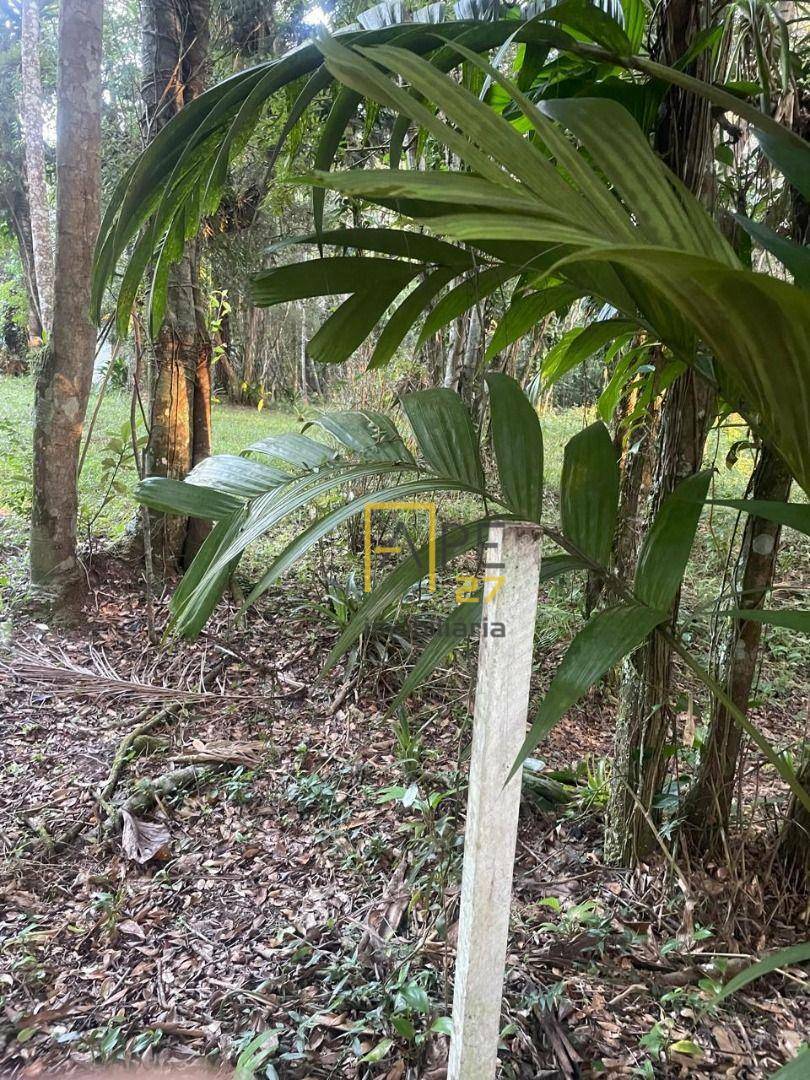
[20,0,54,336]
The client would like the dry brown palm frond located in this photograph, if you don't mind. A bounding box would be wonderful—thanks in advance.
[0,644,262,706]
[175,738,265,767]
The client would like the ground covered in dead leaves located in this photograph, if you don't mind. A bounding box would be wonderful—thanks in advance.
[1,560,807,1079]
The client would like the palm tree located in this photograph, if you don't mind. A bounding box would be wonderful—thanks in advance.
[90,4,810,837]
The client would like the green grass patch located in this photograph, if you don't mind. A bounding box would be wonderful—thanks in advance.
[0,375,299,546]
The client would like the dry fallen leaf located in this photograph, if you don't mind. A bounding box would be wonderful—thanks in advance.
[117,919,146,938]
[120,808,170,863]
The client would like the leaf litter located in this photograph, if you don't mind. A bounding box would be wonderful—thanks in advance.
[0,564,807,1077]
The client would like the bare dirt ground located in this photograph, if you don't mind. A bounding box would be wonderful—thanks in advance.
[1,558,807,1078]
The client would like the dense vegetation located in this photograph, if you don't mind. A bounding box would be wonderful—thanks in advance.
[1,0,808,1076]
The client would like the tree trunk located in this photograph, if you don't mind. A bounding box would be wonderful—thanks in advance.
[589,367,660,617]
[679,445,791,853]
[778,752,810,891]
[603,0,718,865]
[612,366,661,587]
[606,372,715,863]
[775,86,809,888]
[140,0,212,569]
[299,304,309,404]
[30,0,103,591]
[20,0,54,336]
[443,315,466,391]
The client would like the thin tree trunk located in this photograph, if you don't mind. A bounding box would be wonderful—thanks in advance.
[184,303,213,562]
[776,86,809,887]
[460,305,483,409]
[140,0,212,569]
[588,370,659,617]
[1,181,43,341]
[680,445,791,852]
[606,372,715,862]
[778,751,810,891]
[20,0,54,335]
[300,304,309,404]
[611,363,662,588]
[30,0,103,591]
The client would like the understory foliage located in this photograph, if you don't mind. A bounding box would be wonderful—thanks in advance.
[0,0,807,1072]
[91,7,810,493]
[134,375,810,818]
[106,3,810,830]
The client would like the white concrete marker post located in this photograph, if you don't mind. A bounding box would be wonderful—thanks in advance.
[448,521,542,1080]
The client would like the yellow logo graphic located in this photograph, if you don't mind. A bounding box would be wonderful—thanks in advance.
[454,574,506,605]
[363,501,437,593]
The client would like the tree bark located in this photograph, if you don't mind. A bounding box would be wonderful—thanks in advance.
[30,0,103,591]
[20,0,54,336]
[140,0,212,569]
[775,86,809,888]
[603,0,719,865]
[778,752,810,892]
[443,315,466,391]
[680,445,791,853]
[611,363,662,588]
[590,361,661,617]
[606,372,715,862]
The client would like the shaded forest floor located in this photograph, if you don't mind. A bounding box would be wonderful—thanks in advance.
[1,379,809,1077]
[1,561,807,1078]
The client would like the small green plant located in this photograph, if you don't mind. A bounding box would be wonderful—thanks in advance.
[660,923,714,957]
[639,1020,668,1056]
[85,1022,128,1062]
[391,711,437,778]
[128,1029,164,1055]
[220,767,258,805]
[537,896,611,942]
[81,418,146,531]
[286,772,339,816]
[90,890,125,937]
[208,289,231,373]
[233,1028,283,1079]
[576,756,610,809]
[2,920,49,991]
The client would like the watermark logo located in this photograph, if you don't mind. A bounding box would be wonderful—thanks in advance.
[454,573,505,605]
[362,502,507,638]
[363,501,437,593]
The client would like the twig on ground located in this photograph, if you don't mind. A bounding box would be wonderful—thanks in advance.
[116,763,220,821]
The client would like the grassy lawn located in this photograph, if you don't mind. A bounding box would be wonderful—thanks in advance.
[3,370,804,707]
[1,373,758,562]
[0,376,300,546]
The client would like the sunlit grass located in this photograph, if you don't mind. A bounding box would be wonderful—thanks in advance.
[0,373,762,560]
[0,376,298,544]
